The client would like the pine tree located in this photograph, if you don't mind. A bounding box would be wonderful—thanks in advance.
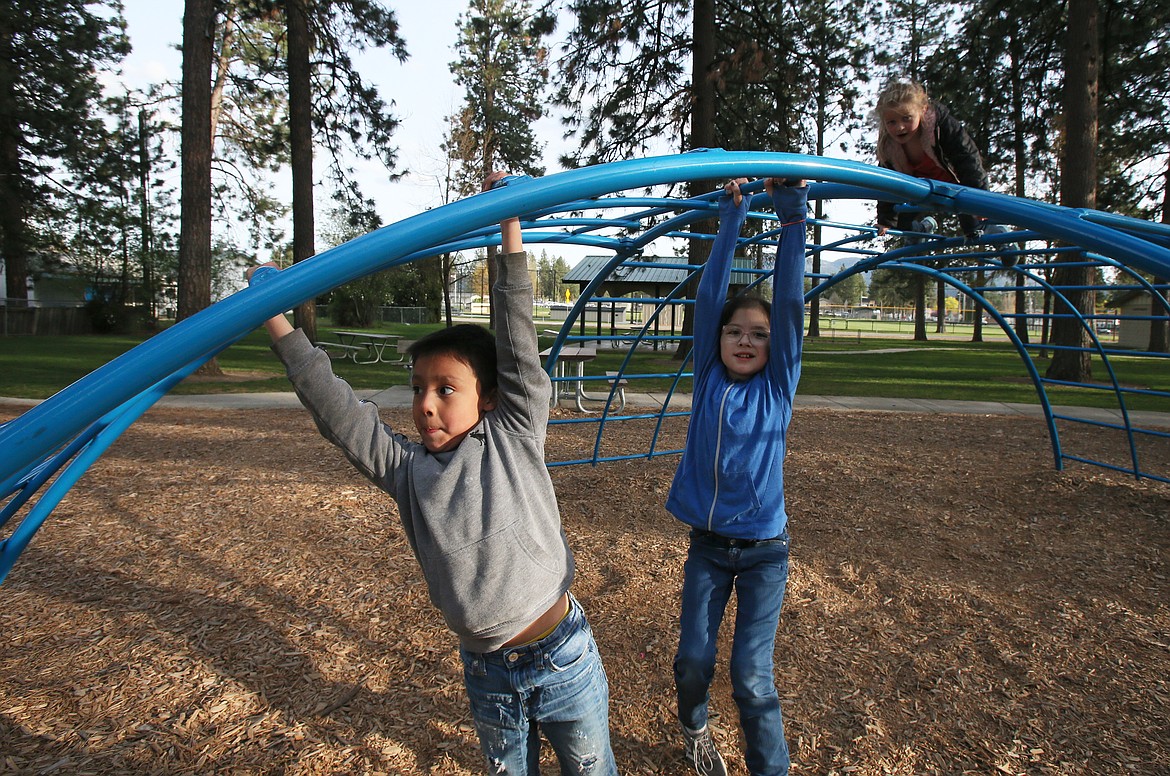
[1048,0,1100,382]
[790,0,875,336]
[62,93,178,330]
[554,1,812,356]
[174,0,407,349]
[447,0,554,328]
[1095,0,1170,218]
[448,0,552,191]
[877,0,954,83]
[553,0,692,166]
[0,0,128,302]
[553,1,814,163]
[204,2,289,248]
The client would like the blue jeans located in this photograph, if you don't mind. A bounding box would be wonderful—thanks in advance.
[460,594,618,775]
[675,529,791,776]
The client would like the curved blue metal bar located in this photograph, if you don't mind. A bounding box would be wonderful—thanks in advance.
[857,254,1063,468]
[4,152,1170,581]
[543,241,690,463]
[539,190,729,429]
[1005,256,1148,478]
[0,360,206,582]
[821,232,1159,478]
[969,243,1157,467]
[584,269,699,464]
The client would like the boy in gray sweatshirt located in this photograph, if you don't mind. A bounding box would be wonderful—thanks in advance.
[247,172,617,774]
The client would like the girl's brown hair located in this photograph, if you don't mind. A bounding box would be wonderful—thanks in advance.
[719,294,770,328]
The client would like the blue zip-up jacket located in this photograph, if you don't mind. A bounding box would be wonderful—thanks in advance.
[665,184,808,540]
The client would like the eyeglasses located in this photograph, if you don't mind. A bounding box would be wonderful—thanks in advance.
[721,325,770,344]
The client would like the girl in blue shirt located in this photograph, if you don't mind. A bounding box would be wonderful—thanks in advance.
[667,177,808,776]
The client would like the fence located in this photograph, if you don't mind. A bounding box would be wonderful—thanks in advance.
[0,302,90,336]
[314,305,433,326]
[378,306,431,325]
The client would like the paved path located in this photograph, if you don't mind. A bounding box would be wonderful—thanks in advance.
[5,391,1167,429]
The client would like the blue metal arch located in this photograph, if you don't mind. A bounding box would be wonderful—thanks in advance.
[3,151,1170,582]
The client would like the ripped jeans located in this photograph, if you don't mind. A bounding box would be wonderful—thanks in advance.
[460,594,618,775]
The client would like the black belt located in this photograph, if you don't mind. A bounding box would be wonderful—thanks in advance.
[693,528,780,548]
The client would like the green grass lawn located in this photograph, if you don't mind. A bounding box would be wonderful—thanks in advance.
[1,320,1166,414]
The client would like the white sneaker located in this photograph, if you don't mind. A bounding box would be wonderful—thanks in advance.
[682,725,727,776]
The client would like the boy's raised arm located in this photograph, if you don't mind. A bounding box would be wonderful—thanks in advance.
[483,172,550,430]
[484,171,523,255]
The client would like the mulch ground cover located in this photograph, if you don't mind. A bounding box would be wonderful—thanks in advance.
[2,402,1168,775]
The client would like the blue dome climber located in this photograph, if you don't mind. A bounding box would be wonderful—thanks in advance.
[2,151,1169,583]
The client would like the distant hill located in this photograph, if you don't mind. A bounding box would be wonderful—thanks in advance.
[814,255,871,280]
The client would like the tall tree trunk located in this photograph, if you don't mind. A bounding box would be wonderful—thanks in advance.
[935,278,946,333]
[1152,276,1169,353]
[913,275,927,341]
[1047,0,1098,381]
[1009,26,1028,204]
[1014,285,1030,343]
[1008,26,1029,346]
[287,0,316,342]
[424,255,443,324]
[1039,276,1052,359]
[1148,155,1169,353]
[808,216,821,337]
[178,0,221,375]
[119,185,131,304]
[679,0,716,361]
[137,109,156,321]
[808,80,827,339]
[971,270,985,343]
[483,155,498,331]
[442,253,454,327]
[0,14,28,303]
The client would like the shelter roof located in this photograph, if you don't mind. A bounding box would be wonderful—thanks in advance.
[562,255,760,295]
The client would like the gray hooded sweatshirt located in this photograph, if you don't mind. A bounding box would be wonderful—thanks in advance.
[273,251,573,653]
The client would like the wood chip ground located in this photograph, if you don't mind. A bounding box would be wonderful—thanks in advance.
[2,403,1167,775]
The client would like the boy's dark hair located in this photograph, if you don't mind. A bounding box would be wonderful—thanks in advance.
[719,294,771,328]
[407,324,498,394]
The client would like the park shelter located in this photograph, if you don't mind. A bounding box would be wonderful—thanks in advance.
[562,254,762,333]
[1106,289,1169,350]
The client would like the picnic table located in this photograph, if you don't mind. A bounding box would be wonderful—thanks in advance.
[539,345,626,413]
[316,331,404,364]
